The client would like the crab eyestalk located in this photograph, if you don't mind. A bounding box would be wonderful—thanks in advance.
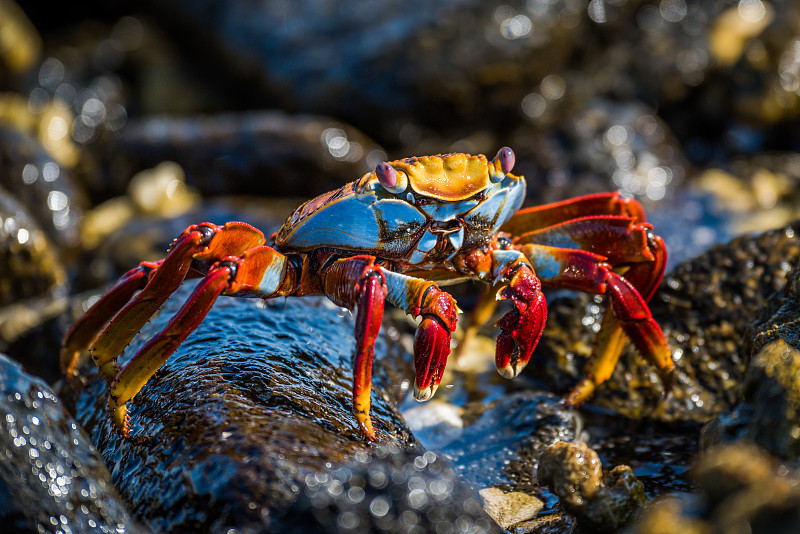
[489,146,515,180]
[376,161,408,194]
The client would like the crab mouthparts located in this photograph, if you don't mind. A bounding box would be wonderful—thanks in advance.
[408,221,467,264]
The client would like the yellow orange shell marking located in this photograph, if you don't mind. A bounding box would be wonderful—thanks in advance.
[392,153,491,202]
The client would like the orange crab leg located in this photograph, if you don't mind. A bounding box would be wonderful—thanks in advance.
[90,223,265,379]
[107,244,291,438]
[107,264,231,435]
[60,260,160,378]
[501,191,646,236]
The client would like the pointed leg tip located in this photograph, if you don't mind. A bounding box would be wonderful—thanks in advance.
[60,352,81,381]
[413,384,438,402]
[497,365,517,379]
[356,415,377,441]
[108,397,133,440]
[563,378,595,408]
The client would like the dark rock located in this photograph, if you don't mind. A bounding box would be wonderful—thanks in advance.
[0,125,85,249]
[65,285,432,532]
[0,353,141,533]
[286,444,503,534]
[105,111,385,199]
[701,259,800,461]
[537,441,648,533]
[414,391,580,495]
[0,186,65,308]
[631,442,800,534]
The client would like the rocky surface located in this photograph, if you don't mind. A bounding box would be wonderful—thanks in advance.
[701,260,800,461]
[0,353,141,533]
[61,284,502,532]
[631,443,800,534]
[4,1,800,532]
[537,441,648,533]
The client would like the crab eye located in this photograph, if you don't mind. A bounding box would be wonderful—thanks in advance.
[376,162,407,193]
[493,147,515,175]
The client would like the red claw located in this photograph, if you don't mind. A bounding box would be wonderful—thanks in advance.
[413,317,451,401]
[495,267,547,378]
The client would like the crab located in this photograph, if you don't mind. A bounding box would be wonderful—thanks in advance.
[61,147,673,441]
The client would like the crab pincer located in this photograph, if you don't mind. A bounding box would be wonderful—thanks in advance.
[412,288,459,402]
[494,265,548,378]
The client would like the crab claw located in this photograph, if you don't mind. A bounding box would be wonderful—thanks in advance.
[495,266,547,378]
[413,317,451,401]
[410,286,458,401]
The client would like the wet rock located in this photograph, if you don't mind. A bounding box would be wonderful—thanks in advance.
[149,0,581,138]
[0,353,141,533]
[288,445,502,534]
[0,184,69,381]
[106,111,385,198]
[537,441,648,533]
[479,487,543,530]
[696,152,800,235]
[65,285,424,532]
[701,261,800,461]
[631,442,800,534]
[533,220,800,423]
[81,161,200,250]
[513,100,688,206]
[406,390,580,496]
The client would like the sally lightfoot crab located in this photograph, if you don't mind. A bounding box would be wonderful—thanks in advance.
[61,147,673,441]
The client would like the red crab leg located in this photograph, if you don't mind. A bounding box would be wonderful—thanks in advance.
[320,255,388,440]
[563,230,669,404]
[321,257,460,439]
[90,222,265,379]
[107,244,290,438]
[501,192,646,236]
[516,242,673,404]
[60,260,161,379]
[514,216,656,265]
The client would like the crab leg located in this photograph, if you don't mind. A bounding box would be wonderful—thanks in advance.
[514,216,657,265]
[320,257,459,440]
[516,241,672,405]
[501,192,647,236]
[87,222,266,380]
[107,244,292,438]
[320,255,387,440]
[60,260,161,378]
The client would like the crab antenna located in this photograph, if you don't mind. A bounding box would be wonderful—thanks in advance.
[376,162,397,189]
[493,147,515,174]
